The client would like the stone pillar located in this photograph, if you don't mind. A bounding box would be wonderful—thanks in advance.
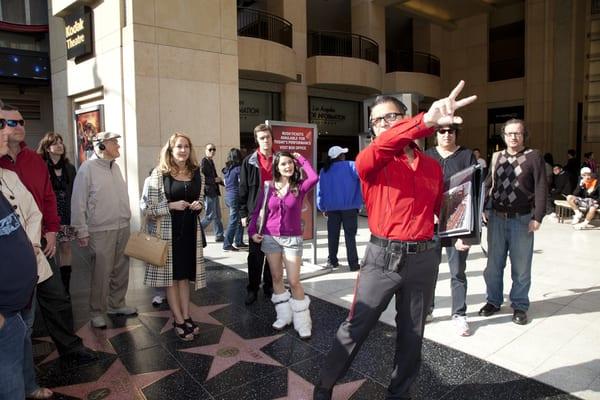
[283,0,308,122]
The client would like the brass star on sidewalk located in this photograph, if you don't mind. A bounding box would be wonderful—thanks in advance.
[51,359,177,399]
[39,322,142,364]
[180,327,283,380]
[142,303,229,334]
[275,369,366,400]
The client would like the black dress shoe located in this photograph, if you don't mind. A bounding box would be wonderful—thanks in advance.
[349,264,360,271]
[512,309,528,325]
[478,303,501,317]
[215,236,225,243]
[62,347,98,364]
[313,386,332,400]
[244,291,257,305]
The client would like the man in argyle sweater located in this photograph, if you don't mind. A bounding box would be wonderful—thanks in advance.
[479,118,547,325]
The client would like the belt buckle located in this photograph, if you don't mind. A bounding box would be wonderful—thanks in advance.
[405,242,418,254]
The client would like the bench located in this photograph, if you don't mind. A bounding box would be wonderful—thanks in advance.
[554,199,600,223]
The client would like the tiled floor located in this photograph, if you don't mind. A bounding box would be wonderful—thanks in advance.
[29,214,598,399]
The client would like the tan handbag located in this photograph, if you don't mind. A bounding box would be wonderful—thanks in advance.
[125,217,168,267]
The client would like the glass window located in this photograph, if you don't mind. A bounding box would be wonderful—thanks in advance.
[1,0,27,24]
[29,0,48,24]
[488,21,525,82]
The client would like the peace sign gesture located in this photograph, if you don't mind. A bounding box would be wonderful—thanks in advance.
[423,80,477,127]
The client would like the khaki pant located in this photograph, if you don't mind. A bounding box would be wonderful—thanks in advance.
[88,226,130,317]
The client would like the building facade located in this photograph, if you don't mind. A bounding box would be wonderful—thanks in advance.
[1,0,598,222]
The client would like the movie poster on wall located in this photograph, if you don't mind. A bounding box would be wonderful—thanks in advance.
[267,121,317,242]
[74,105,103,167]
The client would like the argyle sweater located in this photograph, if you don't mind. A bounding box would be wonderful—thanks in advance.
[486,148,547,223]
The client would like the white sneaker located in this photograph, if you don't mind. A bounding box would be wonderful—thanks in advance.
[571,211,583,224]
[574,220,591,230]
[425,313,433,323]
[91,316,107,328]
[152,296,165,306]
[107,306,138,315]
[452,315,471,336]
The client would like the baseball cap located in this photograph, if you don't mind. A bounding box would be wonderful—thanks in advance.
[93,131,121,142]
[328,146,348,159]
[580,167,592,176]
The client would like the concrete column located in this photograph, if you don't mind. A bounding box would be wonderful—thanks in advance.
[283,0,308,122]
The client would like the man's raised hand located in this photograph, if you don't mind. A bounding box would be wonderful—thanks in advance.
[423,80,477,127]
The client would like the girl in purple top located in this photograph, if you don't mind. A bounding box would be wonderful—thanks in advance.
[248,151,318,339]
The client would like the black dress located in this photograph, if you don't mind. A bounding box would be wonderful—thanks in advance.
[164,171,201,281]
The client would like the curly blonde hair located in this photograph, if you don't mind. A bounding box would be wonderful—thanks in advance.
[157,132,198,176]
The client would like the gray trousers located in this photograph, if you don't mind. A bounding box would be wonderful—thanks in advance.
[88,226,130,317]
[317,241,439,399]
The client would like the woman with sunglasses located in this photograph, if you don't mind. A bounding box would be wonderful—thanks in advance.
[142,133,206,341]
[36,132,77,297]
[248,151,318,339]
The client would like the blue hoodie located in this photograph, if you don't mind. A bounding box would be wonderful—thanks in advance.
[317,160,363,212]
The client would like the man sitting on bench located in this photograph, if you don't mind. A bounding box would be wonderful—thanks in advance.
[567,167,599,230]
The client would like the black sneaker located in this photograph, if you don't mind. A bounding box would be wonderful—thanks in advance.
[223,245,239,252]
[234,242,249,248]
[215,236,225,243]
[326,262,339,270]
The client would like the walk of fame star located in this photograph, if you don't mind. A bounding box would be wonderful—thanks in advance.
[141,303,229,334]
[180,327,284,380]
[38,323,143,364]
[275,369,366,400]
[51,358,177,399]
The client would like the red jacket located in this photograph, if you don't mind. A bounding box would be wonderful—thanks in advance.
[0,142,60,234]
[356,113,443,241]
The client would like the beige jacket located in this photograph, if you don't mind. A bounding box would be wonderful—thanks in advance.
[0,168,52,283]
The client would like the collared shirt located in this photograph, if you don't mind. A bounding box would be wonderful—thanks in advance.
[0,142,60,234]
[355,113,443,241]
[257,151,273,186]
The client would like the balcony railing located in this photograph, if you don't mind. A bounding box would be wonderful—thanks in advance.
[307,31,379,64]
[237,8,293,48]
[386,50,440,76]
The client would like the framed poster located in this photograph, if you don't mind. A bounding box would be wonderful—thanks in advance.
[74,105,103,167]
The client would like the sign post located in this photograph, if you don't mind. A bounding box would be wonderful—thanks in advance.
[266,121,318,264]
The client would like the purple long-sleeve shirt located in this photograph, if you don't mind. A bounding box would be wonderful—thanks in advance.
[248,155,318,237]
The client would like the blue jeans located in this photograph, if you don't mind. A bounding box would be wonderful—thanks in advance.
[484,211,534,311]
[21,291,38,395]
[0,313,26,400]
[224,196,243,247]
[326,209,359,267]
[430,244,469,316]
[201,195,224,238]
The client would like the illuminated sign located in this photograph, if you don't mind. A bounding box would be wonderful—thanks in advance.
[64,7,93,60]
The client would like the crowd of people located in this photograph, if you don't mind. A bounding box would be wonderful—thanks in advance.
[1,78,599,399]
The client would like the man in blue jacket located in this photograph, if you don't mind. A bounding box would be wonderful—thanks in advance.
[317,146,363,271]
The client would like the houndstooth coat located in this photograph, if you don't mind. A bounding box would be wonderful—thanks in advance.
[141,167,206,290]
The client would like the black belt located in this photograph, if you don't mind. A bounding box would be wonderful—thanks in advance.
[370,235,438,254]
[493,209,531,219]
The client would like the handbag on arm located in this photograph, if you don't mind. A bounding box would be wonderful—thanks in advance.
[125,216,168,267]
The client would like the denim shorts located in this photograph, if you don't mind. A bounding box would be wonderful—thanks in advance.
[261,235,303,257]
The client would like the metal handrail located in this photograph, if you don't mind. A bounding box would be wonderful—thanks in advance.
[237,7,293,48]
[307,30,379,64]
[386,49,440,76]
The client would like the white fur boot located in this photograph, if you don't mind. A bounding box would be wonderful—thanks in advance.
[271,290,292,330]
[290,296,312,339]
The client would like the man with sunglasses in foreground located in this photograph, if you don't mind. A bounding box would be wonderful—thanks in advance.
[314,81,477,400]
[0,104,97,367]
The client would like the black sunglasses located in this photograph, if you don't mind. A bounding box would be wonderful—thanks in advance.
[0,119,25,129]
[208,148,216,152]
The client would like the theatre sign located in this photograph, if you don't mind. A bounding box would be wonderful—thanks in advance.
[64,7,93,61]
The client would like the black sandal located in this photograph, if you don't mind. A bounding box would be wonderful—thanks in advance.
[184,318,200,335]
[173,321,194,341]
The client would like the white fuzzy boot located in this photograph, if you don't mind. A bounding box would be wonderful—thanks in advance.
[271,290,292,330]
[290,296,312,339]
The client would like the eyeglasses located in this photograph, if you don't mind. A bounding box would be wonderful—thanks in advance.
[0,119,25,129]
[208,148,216,152]
[370,112,404,127]
[437,129,456,135]
[504,132,523,137]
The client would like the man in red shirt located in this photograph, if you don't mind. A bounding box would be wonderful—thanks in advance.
[314,82,477,400]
